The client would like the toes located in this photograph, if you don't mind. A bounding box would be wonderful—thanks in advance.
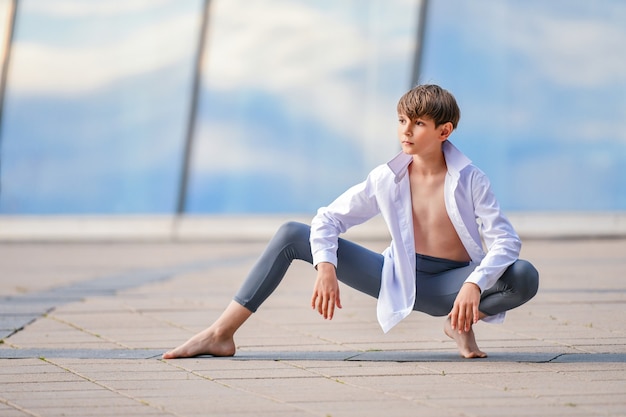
[162,349,181,359]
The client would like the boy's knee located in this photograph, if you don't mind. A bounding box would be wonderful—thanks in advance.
[276,221,310,243]
[512,260,539,300]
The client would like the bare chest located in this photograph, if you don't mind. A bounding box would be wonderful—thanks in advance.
[409,175,449,230]
[409,173,470,261]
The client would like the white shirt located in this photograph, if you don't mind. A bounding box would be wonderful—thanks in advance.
[310,140,521,333]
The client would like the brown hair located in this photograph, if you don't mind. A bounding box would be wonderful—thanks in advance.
[397,84,460,129]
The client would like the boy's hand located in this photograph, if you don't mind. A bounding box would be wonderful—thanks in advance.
[448,282,481,333]
[311,262,342,320]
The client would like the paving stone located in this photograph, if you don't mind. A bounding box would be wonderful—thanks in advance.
[0,348,163,359]
[0,238,625,417]
[0,371,81,384]
[26,405,169,416]
[0,403,33,417]
[551,352,626,363]
[0,314,40,331]
[223,375,391,403]
[292,399,459,417]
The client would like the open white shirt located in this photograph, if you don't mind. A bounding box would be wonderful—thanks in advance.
[310,140,521,333]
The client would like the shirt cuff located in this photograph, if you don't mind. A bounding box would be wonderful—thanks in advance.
[312,251,338,269]
[464,271,487,293]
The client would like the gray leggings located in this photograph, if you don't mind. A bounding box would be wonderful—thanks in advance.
[234,222,539,317]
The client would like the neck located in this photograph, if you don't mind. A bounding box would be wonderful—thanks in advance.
[410,149,447,176]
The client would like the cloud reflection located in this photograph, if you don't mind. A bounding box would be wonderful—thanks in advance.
[10,13,198,95]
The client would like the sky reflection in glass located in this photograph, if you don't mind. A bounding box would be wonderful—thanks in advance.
[420,0,626,211]
[186,0,418,214]
[0,0,201,213]
[0,0,624,214]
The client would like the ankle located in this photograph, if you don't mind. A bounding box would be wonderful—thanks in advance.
[208,323,234,340]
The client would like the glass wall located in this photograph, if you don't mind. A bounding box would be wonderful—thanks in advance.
[0,0,15,122]
[185,0,419,213]
[0,0,202,213]
[0,0,420,215]
[0,0,625,215]
[420,0,626,211]
[0,1,12,76]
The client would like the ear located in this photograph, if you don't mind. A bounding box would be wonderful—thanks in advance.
[439,122,454,141]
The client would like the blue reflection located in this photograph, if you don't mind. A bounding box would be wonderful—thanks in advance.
[187,0,419,213]
[420,0,626,211]
[0,0,202,214]
[1,0,625,214]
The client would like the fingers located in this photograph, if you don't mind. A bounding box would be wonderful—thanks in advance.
[472,303,480,325]
[458,305,467,333]
[329,287,342,319]
[450,302,468,331]
[316,292,333,319]
[311,288,341,320]
[325,296,335,320]
[449,283,481,332]
[449,307,458,330]
[465,305,473,332]
[449,303,476,333]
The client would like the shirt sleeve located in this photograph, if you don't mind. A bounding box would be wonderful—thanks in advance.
[463,170,521,292]
[310,170,381,268]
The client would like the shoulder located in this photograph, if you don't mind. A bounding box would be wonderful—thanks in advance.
[460,163,490,185]
[454,164,495,203]
[367,161,400,182]
[371,162,394,176]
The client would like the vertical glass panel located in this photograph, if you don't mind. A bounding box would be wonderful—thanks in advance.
[187,0,420,213]
[0,0,14,125]
[420,0,626,211]
[0,0,202,214]
[0,0,12,79]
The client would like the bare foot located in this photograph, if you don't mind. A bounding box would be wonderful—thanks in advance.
[163,301,252,359]
[444,317,487,359]
[162,327,236,359]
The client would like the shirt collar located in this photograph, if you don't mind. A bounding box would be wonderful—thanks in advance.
[386,140,472,182]
[442,140,472,176]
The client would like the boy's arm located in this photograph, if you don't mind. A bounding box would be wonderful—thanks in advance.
[310,173,381,268]
[309,172,381,319]
[450,170,519,331]
[463,171,521,292]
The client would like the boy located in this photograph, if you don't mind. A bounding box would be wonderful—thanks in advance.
[163,84,538,359]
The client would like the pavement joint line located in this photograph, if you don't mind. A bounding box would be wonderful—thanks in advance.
[545,353,567,363]
[47,314,133,350]
[0,397,41,417]
[1,348,625,363]
[161,356,304,414]
[0,254,255,341]
[40,357,182,417]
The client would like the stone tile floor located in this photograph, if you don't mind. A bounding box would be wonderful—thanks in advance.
[0,238,625,416]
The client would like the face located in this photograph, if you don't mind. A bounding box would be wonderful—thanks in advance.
[397,113,451,155]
